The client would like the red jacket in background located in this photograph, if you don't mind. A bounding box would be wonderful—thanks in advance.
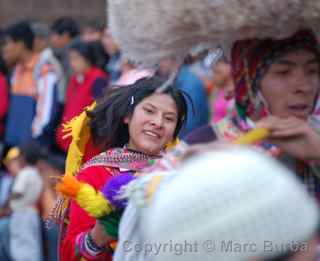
[56,67,107,151]
[0,73,9,137]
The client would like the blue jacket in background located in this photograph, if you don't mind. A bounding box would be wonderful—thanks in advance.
[176,66,209,138]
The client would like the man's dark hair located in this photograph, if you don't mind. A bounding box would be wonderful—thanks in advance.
[51,17,79,38]
[81,19,104,32]
[5,21,34,50]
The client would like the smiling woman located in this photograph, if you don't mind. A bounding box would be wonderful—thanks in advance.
[59,76,187,261]
[124,92,178,156]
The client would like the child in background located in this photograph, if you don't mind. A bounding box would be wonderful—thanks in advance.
[5,144,43,261]
[37,152,65,261]
[0,148,19,260]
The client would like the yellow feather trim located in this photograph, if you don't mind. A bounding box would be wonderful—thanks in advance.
[63,102,96,177]
[76,184,112,218]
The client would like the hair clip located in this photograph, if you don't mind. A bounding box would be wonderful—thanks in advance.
[130,96,135,105]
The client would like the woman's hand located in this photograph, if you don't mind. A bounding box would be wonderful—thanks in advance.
[90,221,114,247]
[257,116,320,161]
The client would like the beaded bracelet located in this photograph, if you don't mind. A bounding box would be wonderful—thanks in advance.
[85,232,106,254]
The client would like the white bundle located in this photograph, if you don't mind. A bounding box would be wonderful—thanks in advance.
[108,0,320,64]
[141,148,319,261]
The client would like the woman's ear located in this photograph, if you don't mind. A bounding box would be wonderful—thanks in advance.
[123,114,132,124]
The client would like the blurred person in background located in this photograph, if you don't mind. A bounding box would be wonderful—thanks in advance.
[0,148,19,260]
[102,28,122,84]
[0,30,9,158]
[158,56,210,138]
[80,20,104,43]
[50,16,79,98]
[37,150,65,261]
[32,22,66,105]
[31,22,65,148]
[0,143,44,261]
[211,58,235,123]
[2,21,38,147]
[56,40,108,152]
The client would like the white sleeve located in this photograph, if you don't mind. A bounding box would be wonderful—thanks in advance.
[32,72,58,137]
[11,171,28,195]
[27,170,43,200]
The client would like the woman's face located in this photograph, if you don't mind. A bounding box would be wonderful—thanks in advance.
[69,49,91,74]
[124,93,178,156]
[213,62,235,99]
[260,49,319,120]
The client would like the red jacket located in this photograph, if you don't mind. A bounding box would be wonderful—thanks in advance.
[0,73,9,137]
[60,166,113,261]
[56,67,107,151]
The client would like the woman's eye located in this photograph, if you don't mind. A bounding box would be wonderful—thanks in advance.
[275,70,290,76]
[144,108,154,114]
[165,117,174,122]
[308,68,319,75]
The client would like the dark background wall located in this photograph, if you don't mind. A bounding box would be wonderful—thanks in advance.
[0,0,107,27]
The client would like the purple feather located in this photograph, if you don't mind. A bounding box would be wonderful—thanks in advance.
[102,171,137,210]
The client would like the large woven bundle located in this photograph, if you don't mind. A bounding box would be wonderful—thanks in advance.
[108,0,320,64]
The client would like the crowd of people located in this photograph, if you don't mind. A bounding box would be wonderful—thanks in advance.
[0,6,319,261]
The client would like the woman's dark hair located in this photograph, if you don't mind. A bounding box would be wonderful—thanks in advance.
[69,40,109,69]
[88,76,188,150]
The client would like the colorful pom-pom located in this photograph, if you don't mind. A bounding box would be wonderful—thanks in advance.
[56,175,81,198]
[102,172,137,210]
[77,184,113,218]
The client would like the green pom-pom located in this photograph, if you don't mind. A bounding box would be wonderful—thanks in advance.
[98,211,123,238]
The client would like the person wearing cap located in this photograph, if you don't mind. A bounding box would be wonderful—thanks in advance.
[0,147,20,260]
[0,144,43,261]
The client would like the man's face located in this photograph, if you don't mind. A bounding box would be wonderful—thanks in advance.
[260,49,319,120]
[2,37,23,65]
[50,32,70,50]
